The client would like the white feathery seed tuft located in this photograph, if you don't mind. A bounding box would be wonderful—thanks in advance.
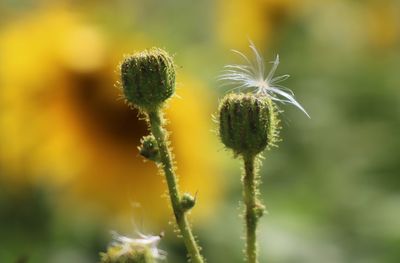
[219,41,310,118]
[110,231,167,260]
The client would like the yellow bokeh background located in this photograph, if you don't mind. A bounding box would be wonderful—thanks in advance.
[0,7,222,227]
[1,0,399,262]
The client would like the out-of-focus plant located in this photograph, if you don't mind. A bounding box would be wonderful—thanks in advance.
[100,231,165,263]
[217,0,302,50]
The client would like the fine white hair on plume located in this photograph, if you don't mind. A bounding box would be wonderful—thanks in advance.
[218,41,310,118]
[110,230,167,260]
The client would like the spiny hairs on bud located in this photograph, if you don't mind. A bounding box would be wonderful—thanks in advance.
[120,48,176,111]
[218,93,280,157]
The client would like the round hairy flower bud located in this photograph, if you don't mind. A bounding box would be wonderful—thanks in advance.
[138,135,160,163]
[120,48,175,111]
[180,192,196,212]
[218,93,278,156]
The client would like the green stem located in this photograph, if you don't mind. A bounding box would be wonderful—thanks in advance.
[148,110,204,263]
[243,154,260,263]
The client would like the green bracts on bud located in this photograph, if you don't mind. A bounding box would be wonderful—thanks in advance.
[218,93,278,156]
[120,48,175,111]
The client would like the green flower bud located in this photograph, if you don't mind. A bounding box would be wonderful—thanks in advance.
[180,192,196,212]
[120,48,175,111]
[138,135,160,162]
[218,93,279,156]
[255,203,266,219]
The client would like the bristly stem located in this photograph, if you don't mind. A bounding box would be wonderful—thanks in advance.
[147,109,204,263]
[243,154,261,263]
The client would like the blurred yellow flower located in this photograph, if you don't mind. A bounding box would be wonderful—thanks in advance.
[365,1,399,49]
[217,0,302,50]
[0,8,221,226]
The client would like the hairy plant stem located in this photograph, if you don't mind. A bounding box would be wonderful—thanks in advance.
[148,110,204,263]
[243,154,260,263]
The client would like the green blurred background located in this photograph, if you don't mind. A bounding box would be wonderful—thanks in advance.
[1,0,399,262]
